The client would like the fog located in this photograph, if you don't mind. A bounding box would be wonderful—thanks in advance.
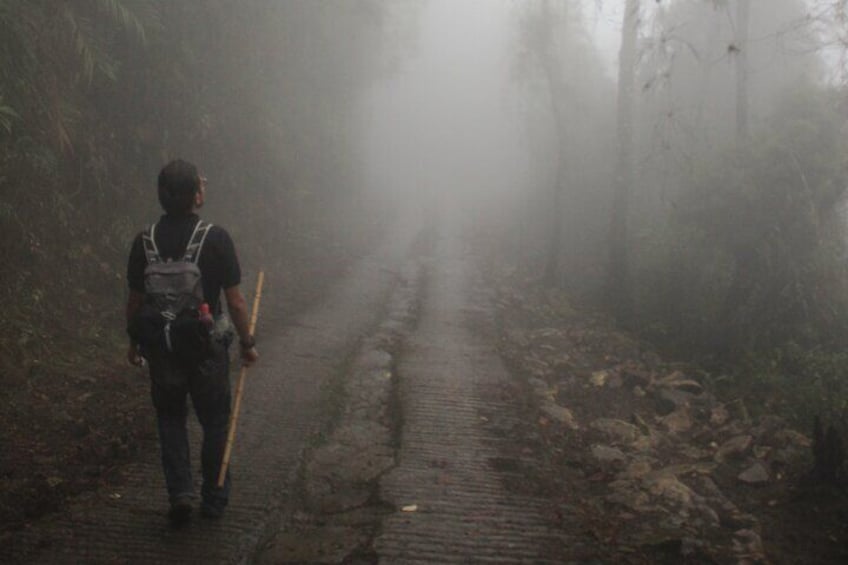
[355,0,846,302]
[360,0,531,236]
[4,1,848,560]
[1,1,844,392]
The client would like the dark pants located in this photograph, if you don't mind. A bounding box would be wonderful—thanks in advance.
[147,341,232,511]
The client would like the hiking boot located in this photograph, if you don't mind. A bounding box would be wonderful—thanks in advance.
[168,496,193,526]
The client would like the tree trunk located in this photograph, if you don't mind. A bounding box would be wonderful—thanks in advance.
[608,0,639,321]
[539,0,567,287]
[735,0,751,142]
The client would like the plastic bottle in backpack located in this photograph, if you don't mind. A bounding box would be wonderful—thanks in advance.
[199,303,214,329]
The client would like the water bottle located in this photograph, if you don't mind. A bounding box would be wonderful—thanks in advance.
[199,303,214,329]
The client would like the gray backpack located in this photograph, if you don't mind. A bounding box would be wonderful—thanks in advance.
[140,220,212,353]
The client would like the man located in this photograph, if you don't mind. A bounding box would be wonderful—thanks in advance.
[126,159,259,524]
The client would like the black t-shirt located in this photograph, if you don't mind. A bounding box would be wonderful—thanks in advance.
[127,213,241,314]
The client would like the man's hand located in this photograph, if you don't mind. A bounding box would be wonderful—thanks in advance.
[226,286,259,367]
[241,345,259,367]
[127,343,144,367]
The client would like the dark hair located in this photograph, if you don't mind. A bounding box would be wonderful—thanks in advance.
[157,159,200,215]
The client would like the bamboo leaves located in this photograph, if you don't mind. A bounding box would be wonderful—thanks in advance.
[93,0,151,45]
[0,0,156,151]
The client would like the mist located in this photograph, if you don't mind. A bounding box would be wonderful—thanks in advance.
[360,1,530,232]
[2,1,848,562]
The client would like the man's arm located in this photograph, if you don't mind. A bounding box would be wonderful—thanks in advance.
[224,285,259,366]
[126,290,144,366]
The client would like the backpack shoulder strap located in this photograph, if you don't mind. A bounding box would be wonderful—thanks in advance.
[141,223,161,265]
[183,220,213,264]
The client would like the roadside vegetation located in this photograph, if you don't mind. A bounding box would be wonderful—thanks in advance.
[507,0,848,435]
[0,0,413,531]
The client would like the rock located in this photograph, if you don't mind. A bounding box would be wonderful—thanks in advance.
[714,435,753,463]
[606,480,650,510]
[592,444,627,463]
[661,407,693,434]
[655,371,704,395]
[646,475,695,507]
[631,431,662,453]
[738,462,769,485]
[733,529,766,562]
[528,377,548,394]
[694,502,721,528]
[540,402,578,429]
[753,446,771,459]
[677,444,710,461]
[696,476,756,528]
[771,445,806,466]
[590,370,608,387]
[647,462,716,480]
[621,367,652,387]
[550,354,573,372]
[654,393,678,417]
[752,415,784,439]
[658,388,693,409]
[709,405,730,427]
[668,380,703,394]
[772,428,811,448]
[726,399,751,423]
[590,418,641,444]
[619,458,653,480]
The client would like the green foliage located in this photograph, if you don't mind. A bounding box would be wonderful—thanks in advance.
[93,0,152,44]
[0,0,411,383]
[744,343,848,428]
[634,86,848,356]
[0,0,155,151]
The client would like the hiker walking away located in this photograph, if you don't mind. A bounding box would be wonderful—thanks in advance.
[125,159,259,524]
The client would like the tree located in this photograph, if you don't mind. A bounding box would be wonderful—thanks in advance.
[608,0,639,320]
[0,0,154,151]
[734,0,751,142]
[538,0,570,285]
[514,0,612,288]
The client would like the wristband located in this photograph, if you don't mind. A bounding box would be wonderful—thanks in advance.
[240,335,256,350]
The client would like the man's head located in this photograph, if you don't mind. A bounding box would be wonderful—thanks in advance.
[157,159,206,215]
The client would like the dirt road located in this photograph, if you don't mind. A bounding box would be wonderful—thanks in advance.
[375,232,568,563]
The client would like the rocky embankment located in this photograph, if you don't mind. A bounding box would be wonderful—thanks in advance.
[494,280,834,564]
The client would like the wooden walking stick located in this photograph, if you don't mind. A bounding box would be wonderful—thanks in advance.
[218,270,265,487]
